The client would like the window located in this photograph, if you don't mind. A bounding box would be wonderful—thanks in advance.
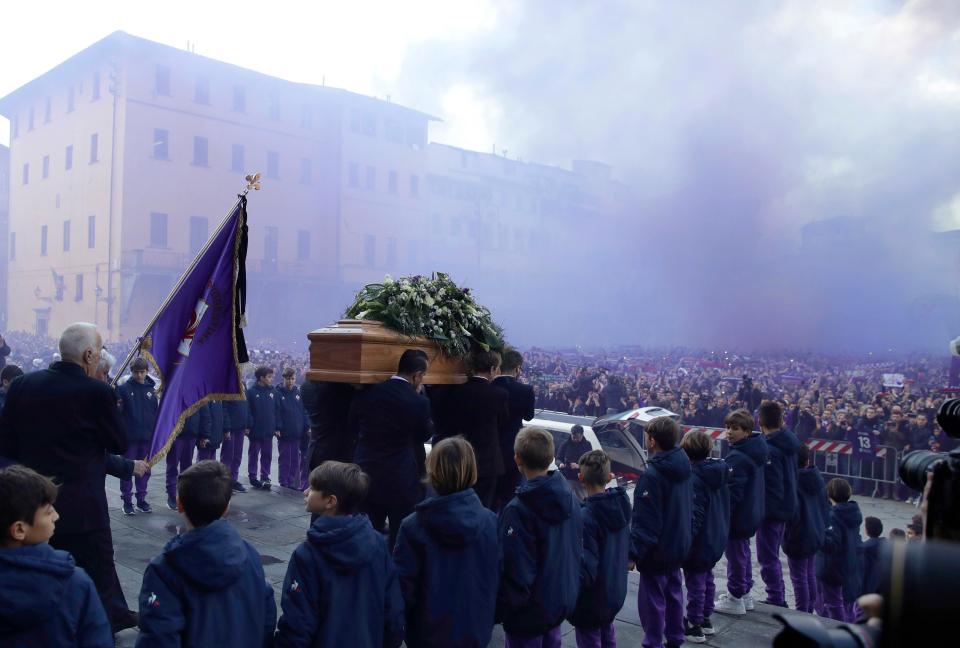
[67,87,75,113]
[42,156,49,179]
[406,123,425,148]
[40,225,47,256]
[410,175,419,198]
[44,97,51,123]
[300,104,312,128]
[192,136,208,166]
[22,163,28,185]
[231,144,244,172]
[87,215,96,248]
[362,113,376,136]
[365,165,375,190]
[297,230,310,260]
[348,162,359,187]
[63,220,71,252]
[266,151,279,179]
[386,237,397,266]
[150,212,168,248]
[91,72,100,100]
[65,145,73,170]
[89,133,98,163]
[364,235,376,267]
[155,65,171,96]
[233,86,246,113]
[267,94,280,120]
[264,226,278,267]
[75,274,84,302]
[388,170,398,194]
[12,116,18,138]
[10,233,15,260]
[195,77,210,104]
[190,216,208,254]
[153,129,169,159]
[28,107,34,130]
[299,158,311,184]
[54,273,64,301]
[385,119,403,143]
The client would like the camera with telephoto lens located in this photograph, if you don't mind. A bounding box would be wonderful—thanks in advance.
[898,398,960,540]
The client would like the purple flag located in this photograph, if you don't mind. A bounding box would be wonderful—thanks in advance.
[138,197,249,463]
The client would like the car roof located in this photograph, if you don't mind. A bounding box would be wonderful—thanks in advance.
[593,406,679,425]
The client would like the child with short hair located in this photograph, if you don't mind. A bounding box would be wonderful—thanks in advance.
[276,461,404,648]
[815,478,863,622]
[136,460,276,647]
[715,409,768,616]
[277,367,309,489]
[888,528,906,540]
[568,449,631,648]
[394,437,499,648]
[680,429,730,643]
[783,444,828,614]
[630,417,693,648]
[499,426,583,648]
[0,466,112,647]
[861,516,885,595]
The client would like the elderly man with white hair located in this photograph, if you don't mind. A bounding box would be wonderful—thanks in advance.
[0,322,141,634]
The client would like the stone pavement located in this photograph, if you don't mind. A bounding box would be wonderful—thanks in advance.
[108,450,918,647]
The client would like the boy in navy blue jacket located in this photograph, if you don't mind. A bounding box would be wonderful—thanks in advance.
[136,460,276,647]
[783,444,828,613]
[680,429,730,643]
[498,426,583,648]
[569,449,630,648]
[277,368,309,489]
[117,357,158,515]
[196,401,227,462]
[815,478,863,622]
[861,516,884,595]
[394,436,499,648]
[0,465,112,648]
[757,401,800,608]
[630,417,692,648]
[247,365,281,490]
[276,461,404,648]
[715,409,768,616]
[164,405,209,510]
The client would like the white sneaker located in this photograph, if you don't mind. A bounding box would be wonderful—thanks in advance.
[744,592,756,611]
[714,593,746,616]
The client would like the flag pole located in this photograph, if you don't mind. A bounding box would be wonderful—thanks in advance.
[111,174,260,386]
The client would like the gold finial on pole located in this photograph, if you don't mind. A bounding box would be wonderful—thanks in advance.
[243,171,262,195]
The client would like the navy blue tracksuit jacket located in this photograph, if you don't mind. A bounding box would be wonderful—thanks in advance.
[763,428,801,522]
[816,501,864,603]
[629,446,693,573]
[498,471,583,637]
[726,433,768,539]
[117,376,159,443]
[683,458,731,571]
[275,514,404,648]
[783,466,828,559]
[277,386,309,440]
[199,401,228,448]
[247,384,280,441]
[223,400,249,433]
[861,537,885,595]
[136,520,276,647]
[568,487,631,630]
[0,543,112,647]
[394,488,499,648]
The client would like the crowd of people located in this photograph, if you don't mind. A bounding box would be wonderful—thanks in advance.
[0,326,943,647]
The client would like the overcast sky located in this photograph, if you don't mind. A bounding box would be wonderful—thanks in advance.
[3,0,959,350]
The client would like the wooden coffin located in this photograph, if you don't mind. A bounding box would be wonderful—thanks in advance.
[306,319,468,384]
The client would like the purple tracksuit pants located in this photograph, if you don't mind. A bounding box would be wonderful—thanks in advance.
[165,436,195,498]
[724,536,754,598]
[278,438,301,487]
[682,567,716,626]
[247,436,273,482]
[756,520,787,605]
[505,626,562,648]
[637,568,685,648]
[575,624,615,648]
[220,432,244,481]
[819,582,856,622]
[787,555,817,613]
[120,440,151,504]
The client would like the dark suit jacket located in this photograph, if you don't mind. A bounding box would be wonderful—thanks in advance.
[0,362,127,534]
[493,375,536,464]
[440,377,509,479]
[302,380,357,465]
[351,378,433,498]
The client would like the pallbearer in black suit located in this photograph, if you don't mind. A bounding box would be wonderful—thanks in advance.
[493,348,536,509]
[438,350,509,510]
[351,349,434,549]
